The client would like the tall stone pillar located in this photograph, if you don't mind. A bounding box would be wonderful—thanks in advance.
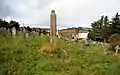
[50,10,57,46]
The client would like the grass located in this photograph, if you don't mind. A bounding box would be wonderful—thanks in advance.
[0,35,120,75]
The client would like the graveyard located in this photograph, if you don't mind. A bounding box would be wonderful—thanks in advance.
[0,7,120,75]
[0,35,120,75]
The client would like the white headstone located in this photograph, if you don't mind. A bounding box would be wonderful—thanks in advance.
[25,33,29,38]
[11,27,16,38]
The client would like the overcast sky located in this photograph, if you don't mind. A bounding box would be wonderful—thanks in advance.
[0,0,120,29]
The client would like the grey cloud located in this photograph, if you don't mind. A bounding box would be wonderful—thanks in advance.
[0,0,15,18]
[2,0,120,29]
[37,0,58,9]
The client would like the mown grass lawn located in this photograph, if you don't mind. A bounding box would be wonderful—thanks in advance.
[0,35,120,75]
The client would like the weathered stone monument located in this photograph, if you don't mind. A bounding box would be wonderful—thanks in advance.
[50,10,57,46]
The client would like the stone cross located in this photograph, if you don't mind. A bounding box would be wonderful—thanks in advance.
[50,10,57,46]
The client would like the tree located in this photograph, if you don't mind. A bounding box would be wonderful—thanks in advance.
[89,16,105,41]
[88,13,120,42]
[110,13,120,33]
[10,20,20,30]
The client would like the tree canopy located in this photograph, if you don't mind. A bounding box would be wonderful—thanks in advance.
[88,13,120,42]
[0,19,20,30]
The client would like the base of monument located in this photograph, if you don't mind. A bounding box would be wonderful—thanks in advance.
[50,36,56,46]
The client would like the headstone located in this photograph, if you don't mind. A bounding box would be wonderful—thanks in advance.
[47,33,49,36]
[92,41,97,46]
[3,28,7,37]
[23,27,26,33]
[7,29,10,35]
[28,31,31,36]
[23,28,30,39]
[0,27,7,37]
[103,42,111,55]
[32,30,36,38]
[36,31,39,36]
[24,30,29,38]
[23,27,26,38]
[11,27,16,38]
[50,10,57,46]
[41,33,44,37]
[25,32,29,38]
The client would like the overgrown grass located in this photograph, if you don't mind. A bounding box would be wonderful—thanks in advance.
[0,35,120,75]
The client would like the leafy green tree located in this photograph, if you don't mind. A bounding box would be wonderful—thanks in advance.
[88,16,105,41]
[88,13,120,42]
[110,13,120,33]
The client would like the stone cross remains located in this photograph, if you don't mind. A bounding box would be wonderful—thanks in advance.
[50,10,57,46]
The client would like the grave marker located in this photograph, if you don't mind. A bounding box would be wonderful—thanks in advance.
[11,27,16,38]
[0,27,7,37]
